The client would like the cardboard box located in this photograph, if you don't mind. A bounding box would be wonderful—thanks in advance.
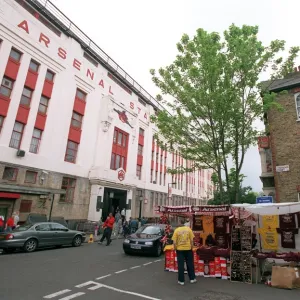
[271,266,300,289]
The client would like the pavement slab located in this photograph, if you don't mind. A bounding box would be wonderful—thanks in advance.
[1,239,300,300]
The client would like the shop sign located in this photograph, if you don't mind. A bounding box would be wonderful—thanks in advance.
[258,136,269,148]
[158,206,190,213]
[276,165,289,172]
[191,205,230,213]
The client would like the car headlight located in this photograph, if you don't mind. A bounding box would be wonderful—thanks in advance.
[145,242,153,246]
[124,239,130,244]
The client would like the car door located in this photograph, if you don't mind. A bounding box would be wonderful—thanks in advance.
[35,223,53,246]
[50,223,72,245]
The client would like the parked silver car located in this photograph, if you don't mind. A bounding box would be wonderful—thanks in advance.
[0,222,86,253]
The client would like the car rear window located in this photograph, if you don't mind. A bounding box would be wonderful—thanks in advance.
[14,224,33,231]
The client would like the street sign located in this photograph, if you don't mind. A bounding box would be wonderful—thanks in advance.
[256,196,273,204]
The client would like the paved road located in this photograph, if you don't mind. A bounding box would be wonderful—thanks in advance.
[1,240,299,300]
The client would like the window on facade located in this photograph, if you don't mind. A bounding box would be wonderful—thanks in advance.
[136,165,142,180]
[65,140,79,163]
[138,144,143,156]
[150,170,153,183]
[29,128,42,154]
[151,151,154,160]
[155,171,158,182]
[9,48,22,62]
[159,172,162,185]
[296,95,300,118]
[111,127,128,170]
[156,153,159,161]
[60,177,76,202]
[38,96,49,114]
[2,167,18,181]
[76,89,86,101]
[9,122,24,149]
[0,77,14,98]
[0,115,4,132]
[25,170,37,183]
[139,128,145,136]
[19,200,32,213]
[29,60,39,72]
[71,111,83,129]
[45,70,55,82]
[164,174,166,186]
[20,87,33,107]
[160,155,163,164]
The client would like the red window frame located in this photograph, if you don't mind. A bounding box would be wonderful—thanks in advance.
[24,171,37,183]
[2,167,18,181]
[65,140,79,163]
[136,165,142,180]
[20,87,33,107]
[60,177,76,202]
[29,60,39,73]
[9,48,22,62]
[29,128,42,154]
[110,127,129,171]
[9,122,24,149]
[71,111,83,129]
[0,115,4,133]
[38,96,49,114]
[45,70,55,82]
[76,88,86,102]
[0,77,14,99]
[19,200,32,213]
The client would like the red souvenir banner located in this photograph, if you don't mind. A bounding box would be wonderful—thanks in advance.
[192,205,231,216]
[157,206,190,213]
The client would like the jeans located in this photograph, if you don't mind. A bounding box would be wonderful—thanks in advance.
[176,250,196,283]
[100,227,112,245]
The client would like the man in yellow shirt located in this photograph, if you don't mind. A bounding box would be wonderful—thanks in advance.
[172,219,197,285]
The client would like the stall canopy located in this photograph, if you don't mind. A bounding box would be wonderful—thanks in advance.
[232,202,300,216]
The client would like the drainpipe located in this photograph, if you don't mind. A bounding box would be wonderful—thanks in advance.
[48,194,54,221]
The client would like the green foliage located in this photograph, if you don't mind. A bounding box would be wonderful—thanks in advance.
[150,24,299,203]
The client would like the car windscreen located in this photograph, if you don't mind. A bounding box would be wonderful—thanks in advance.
[135,226,161,235]
[13,224,33,232]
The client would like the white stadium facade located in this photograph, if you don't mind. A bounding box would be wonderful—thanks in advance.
[0,0,214,224]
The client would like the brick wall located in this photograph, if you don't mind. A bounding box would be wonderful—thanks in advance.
[268,90,300,202]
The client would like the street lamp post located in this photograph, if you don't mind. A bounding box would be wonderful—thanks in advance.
[167,182,176,206]
[138,195,143,219]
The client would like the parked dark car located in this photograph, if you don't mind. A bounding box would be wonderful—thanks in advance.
[123,224,167,256]
[0,222,86,253]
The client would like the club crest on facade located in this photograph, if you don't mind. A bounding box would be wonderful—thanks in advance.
[114,109,133,128]
[117,168,126,181]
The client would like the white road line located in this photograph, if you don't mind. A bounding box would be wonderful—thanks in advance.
[100,284,162,300]
[96,274,112,280]
[115,269,127,274]
[154,259,162,262]
[75,281,102,290]
[43,289,71,298]
[130,265,141,269]
[59,293,85,300]
[143,262,153,266]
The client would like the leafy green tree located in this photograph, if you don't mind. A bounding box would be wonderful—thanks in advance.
[150,24,299,203]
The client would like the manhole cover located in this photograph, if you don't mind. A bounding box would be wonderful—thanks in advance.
[192,291,246,300]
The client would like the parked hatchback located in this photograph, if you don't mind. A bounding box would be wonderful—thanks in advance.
[0,222,86,253]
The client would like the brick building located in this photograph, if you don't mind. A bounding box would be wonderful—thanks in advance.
[259,71,300,203]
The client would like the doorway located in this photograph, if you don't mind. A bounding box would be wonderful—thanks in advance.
[102,188,127,221]
[0,207,8,221]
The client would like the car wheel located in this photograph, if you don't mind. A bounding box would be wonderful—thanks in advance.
[72,235,82,247]
[156,243,162,257]
[23,239,38,253]
[3,248,15,254]
[55,245,62,249]
[124,250,131,255]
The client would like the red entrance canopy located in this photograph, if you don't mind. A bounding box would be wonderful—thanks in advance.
[0,192,20,199]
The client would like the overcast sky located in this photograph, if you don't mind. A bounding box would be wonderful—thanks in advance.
[51,0,300,192]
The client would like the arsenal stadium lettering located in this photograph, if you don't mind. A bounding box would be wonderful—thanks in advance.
[159,206,190,213]
[191,205,230,213]
[17,20,148,120]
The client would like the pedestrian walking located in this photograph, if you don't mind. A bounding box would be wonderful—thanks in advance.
[117,218,123,238]
[5,215,14,232]
[0,216,4,232]
[172,219,196,286]
[13,211,19,229]
[98,213,115,246]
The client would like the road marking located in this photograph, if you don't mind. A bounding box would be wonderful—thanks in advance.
[43,289,71,298]
[75,281,102,290]
[130,265,141,269]
[143,262,153,266]
[59,293,85,300]
[154,259,162,262]
[100,283,162,300]
[115,269,127,274]
[96,274,112,280]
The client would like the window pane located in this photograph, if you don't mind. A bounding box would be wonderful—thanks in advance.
[76,89,86,101]
[14,122,24,132]
[121,156,124,169]
[46,70,54,81]
[40,96,48,105]
[29,137,39,153]
[110,153,115,169]
[0,86,10,97]
[3,167,17,180]
[115,155,120,169]
[113,130,117,143]
[22,88,32,98]
[122,135,127,147]
[29,61,39,72]
[117,132,123,145]
[25,171,37,183]
[10,49,21,61]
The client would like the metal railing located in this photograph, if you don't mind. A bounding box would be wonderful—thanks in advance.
[24,0,165,111]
